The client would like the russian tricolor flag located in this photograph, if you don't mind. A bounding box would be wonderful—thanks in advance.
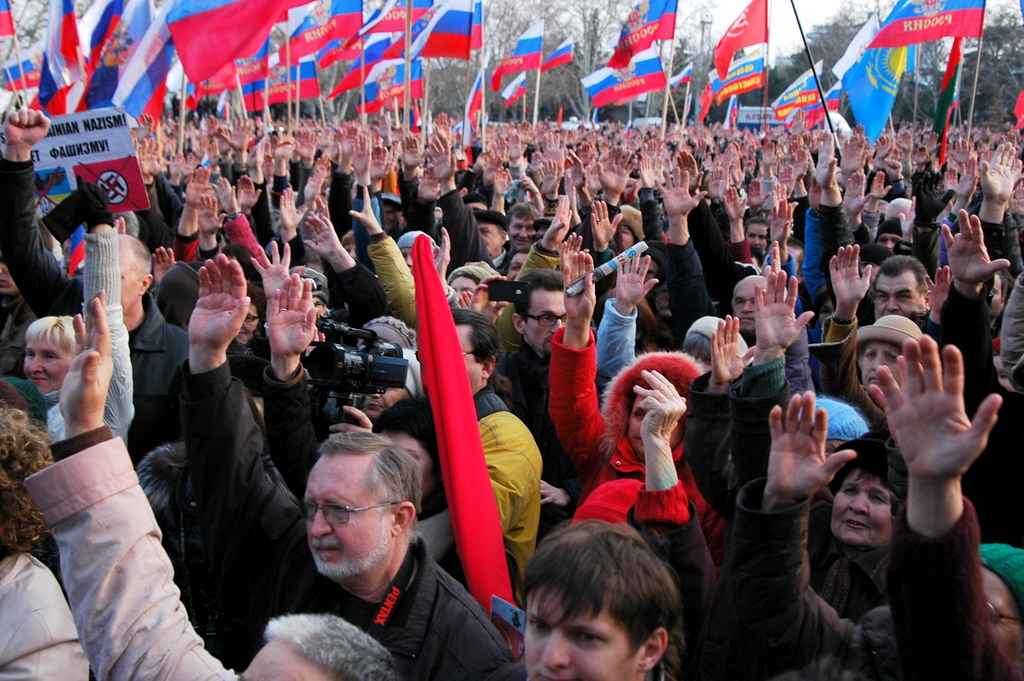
[385,0,473,61]
[868,0,985,49]
[670,60,692,89]
[608,0,677,69]
[40,0,86,109]
[541,36,573,73]
[111,0,175,119]
[280,0,363,62]
[501,71,526,106]
[246,56,321,108]
[167,0,308,83]
[67,225,86,276]
[359,58,423,114]
[463,56,485,147]
[317,39,359,69]
[235,39,270,87]
[2,43,43,90]
[804,81,840,130]
[490,20,543,91]
[0,0,14,37]
[470,0,483,49]
[86,0,153,109]
[326,32,392,98]
[78,0,123,71]
[581,46,665,109]
[364,0,432,33]
[722,94,738,131]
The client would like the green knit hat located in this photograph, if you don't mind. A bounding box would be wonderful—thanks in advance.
[0,377,48,425]
[980,543,1024,616]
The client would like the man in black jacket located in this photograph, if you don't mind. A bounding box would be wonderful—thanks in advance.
[182,257,512,680]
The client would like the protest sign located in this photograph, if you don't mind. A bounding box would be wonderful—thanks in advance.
[0,107,150,215]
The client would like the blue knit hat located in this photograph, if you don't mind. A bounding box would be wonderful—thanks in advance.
[980,543,1024,618]
[817,396,869,443]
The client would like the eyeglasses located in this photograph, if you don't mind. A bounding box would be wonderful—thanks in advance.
[523,313,567,327]
[988,602,1021,627]
[302,500,400,524]
[244,314,260,325]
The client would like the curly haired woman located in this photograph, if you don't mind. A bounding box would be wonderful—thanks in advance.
[0,405,87,679]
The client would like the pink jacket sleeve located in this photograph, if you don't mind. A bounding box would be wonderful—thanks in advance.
[222,214,262,256]
[25,439,237,681]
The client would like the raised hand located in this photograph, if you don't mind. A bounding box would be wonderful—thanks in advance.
[189,255,250,373]
[348,185,384,235]
[152,247,176,286]
[633,369,688,490]
[612,253,656,316]
[60,294,114,438]
[723,185,748,223]
[251,240,292,296]
[816,133,841,205]
[709,315,754,393]
[562,249,596,350]
[870,336,1001,536]
[763,392,857,511]
[279,187,302,243]
[944,209,1011,297]
[979,143,1020,223]
[540,195,572,251]
[590,200,617,253]
[752,268,815,365]
[829,245,873,319]
[927,265,951,326]
[3,109,50,161]
[267,273,318,379]
[303,211,349,271]
[214,176,240,215]
[236,175,262,213]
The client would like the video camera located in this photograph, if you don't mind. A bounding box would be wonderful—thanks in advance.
[301,319,409,426]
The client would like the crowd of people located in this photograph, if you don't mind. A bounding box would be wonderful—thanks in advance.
[2,103,1024,681]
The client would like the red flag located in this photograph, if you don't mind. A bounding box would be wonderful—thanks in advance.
[556,105,563,127]
[411,235,515,611]
[697,81,713,124]
[1015,90,1024,131]
[713,0,768,82]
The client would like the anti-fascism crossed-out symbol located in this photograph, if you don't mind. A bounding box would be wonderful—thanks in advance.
[97,170,129,205]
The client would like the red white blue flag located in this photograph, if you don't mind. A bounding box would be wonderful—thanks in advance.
[359,58,423,114]
[490,20,543,91]
[279,0,363,62]
[771,61,821,121]
[581,46,665,109]
[0,0,14,36]
[868,0,985,49]
[2,42,43,90]
[316,39,360,69]
[541,36,573,72]
[78,0,123,71]
[384,0,474,61]
[471,0,484,49]
[463,51,487,147]
[608,0,677,69]
[85,0,153,109]
[111,0,176,119]
[501,71,526,106]
[167,0,307,83]
[669,60,692,88]
[235,39,270,87]
[364,0,432,33]
[326,33,392,98]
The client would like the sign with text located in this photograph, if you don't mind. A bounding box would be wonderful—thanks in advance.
[0,107,150,215]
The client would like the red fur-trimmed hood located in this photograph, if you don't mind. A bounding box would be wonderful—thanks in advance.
[599,351,701,460]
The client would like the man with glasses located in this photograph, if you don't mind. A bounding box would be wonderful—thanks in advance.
[182,258,513,679]
[500,269,580,537]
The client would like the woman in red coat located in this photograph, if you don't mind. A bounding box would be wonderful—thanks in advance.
[550,249,724,567]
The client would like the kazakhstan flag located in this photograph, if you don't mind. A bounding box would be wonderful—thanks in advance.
[841,46,906,143]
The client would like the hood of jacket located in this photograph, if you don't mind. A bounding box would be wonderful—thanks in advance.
[598,350,701,460]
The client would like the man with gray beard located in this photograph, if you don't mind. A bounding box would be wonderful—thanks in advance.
[181,256,512,681]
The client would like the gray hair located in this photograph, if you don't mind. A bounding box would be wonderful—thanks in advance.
[318,431,422,516]
[264,614,401,681]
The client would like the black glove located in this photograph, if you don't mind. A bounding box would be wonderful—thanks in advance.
[41,180,114,242]
[912,170,947,226]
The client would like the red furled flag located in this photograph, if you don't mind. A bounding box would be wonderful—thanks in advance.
[713,0,768,81]
[608,0,677,69]
[411,235,515,611]
[934,37,962,166]
[1015,90,1024,131]
[697,81,713,124]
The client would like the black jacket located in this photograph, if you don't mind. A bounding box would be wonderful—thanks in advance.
[181,362,514,679]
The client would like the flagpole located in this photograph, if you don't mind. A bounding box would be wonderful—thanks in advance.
[359,36,367,126]
[966,34,983,140]
[678,79,690,125]
[403,0,412,130]
[177,69,187,156]
[422,57,431,141]
[521,80,526,122]
[235,74,247,120]
[463,57,473,116]
[318,94,327,126]
[660,39,675,139]
[531,66,540,126]
[787,0,837,142]
[669,83,680,124]
[912,47,919,124]
[10,30,26,109]
[286,38,294,133]
[761,0,770,133]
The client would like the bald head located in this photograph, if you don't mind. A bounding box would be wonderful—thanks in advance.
[732,275,765,337]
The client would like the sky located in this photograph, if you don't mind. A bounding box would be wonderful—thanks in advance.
[707,0,846,65]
